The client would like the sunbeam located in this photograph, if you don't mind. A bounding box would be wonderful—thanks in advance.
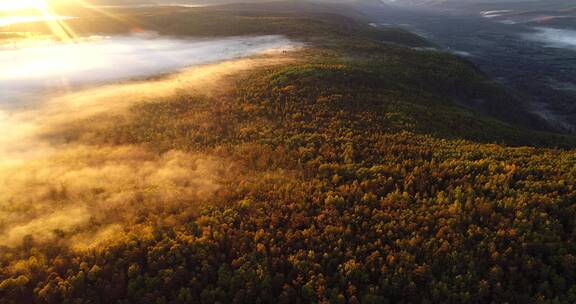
[0,0,77,41]
[0,0,48,12]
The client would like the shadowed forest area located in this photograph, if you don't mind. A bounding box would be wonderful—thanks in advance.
[1,3,576,304]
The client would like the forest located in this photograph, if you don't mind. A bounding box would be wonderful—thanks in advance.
[1,3,576,304]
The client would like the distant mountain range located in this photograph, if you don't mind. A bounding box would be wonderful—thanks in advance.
[84,0,575,11]
[87,0,387,4]
[380,0,574,10]
[379,0,575,27]
[380,0,567,5]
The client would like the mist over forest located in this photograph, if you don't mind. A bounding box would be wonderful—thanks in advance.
[0,0,575,303]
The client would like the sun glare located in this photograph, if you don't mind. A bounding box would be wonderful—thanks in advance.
[0,0,79,41]
[0,0,48,12]
[0,0,138,41]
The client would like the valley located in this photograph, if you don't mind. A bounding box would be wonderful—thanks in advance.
[364,3,576,132]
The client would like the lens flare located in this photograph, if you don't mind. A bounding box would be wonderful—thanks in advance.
[0,0,77,41]
[0,0,48,11]
[40,8,77,41]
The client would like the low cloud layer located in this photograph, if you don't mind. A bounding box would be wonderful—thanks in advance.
[0,34,299,107]
[525,27,576,49]
[0,146,227,249]
[0,49,297,250]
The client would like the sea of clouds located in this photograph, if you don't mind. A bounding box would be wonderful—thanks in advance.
[526,27,576,49]
[0,34,298,107]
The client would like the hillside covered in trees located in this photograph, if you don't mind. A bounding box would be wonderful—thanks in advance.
[1,3,576,303]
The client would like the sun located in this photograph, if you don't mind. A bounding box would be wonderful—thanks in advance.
[0,0,49,12]
[0,0,132,42]
[0,0,78,41]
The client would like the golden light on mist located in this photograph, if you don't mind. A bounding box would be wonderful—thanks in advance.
[0,56,291,249]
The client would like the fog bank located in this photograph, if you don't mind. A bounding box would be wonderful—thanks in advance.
[0,16,74,27]
[0,34,299,107]
[0,54,296,250]
[526,27,576,49]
